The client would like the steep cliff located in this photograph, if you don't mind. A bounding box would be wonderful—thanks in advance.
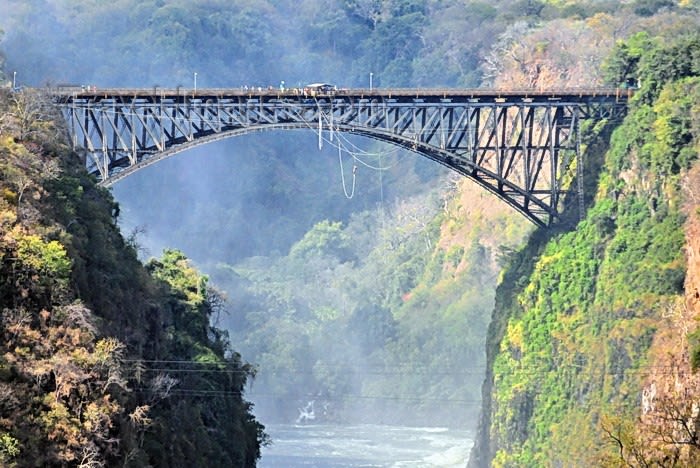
[470,31,700,466]
[0,90,265,466]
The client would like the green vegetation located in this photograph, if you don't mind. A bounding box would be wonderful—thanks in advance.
[217,189,528,425]
[2,1,700,465]
[473,30,700,466]
[0,90,264,466]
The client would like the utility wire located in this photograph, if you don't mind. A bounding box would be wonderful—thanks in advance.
[131,387,484,405]
[121,358,695,372]
[118,361,693,377]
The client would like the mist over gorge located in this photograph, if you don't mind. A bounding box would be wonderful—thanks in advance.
[1,0,700,467]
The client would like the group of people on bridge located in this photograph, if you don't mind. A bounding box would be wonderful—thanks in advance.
[241,81,339,97]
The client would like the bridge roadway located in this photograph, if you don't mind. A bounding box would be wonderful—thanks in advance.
[53,87,631,227]
[53,86,631,103]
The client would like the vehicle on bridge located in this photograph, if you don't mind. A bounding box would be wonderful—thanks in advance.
[304,83,336,96]
[54,83,98,94]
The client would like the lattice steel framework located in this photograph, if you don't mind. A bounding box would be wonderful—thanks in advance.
[54,88,629,226]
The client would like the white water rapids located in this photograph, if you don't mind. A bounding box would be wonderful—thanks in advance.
[258,423,472,467]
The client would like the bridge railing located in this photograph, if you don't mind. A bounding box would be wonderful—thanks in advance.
[49,86,634,101]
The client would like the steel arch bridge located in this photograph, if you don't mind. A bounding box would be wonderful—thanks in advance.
[53,87,630,227]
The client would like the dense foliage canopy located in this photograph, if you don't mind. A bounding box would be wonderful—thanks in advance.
[0,90,264,466]
[2,1,700,466]
[470,28,700,467]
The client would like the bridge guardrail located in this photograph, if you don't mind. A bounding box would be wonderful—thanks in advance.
[48,86,634,101]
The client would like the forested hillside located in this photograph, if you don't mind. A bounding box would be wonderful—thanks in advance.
[2,0,700,466]
[213,180,528,425]
[0,90,264,466]
[470,28,700,467]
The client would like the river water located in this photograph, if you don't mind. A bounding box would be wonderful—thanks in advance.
[258,423,472,467]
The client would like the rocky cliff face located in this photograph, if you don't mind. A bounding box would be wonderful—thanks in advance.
[685,166,700,331]
[469,32,700,467]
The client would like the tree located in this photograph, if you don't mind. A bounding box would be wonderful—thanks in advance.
[602,31,652,86]
[290,220,353,261]
[485,18,619,88]
[634,0,676,17]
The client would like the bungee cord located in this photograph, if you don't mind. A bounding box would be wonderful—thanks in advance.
[309,101,402,203]
[338,143,357,199]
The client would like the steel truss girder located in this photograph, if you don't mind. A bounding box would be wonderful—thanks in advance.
[56,91,626,226]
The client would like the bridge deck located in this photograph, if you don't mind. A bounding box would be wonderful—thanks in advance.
[52,87,633,104]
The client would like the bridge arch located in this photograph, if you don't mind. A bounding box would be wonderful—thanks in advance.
[54,87,629,226]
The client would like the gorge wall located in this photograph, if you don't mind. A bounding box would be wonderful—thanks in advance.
[470,32,700,466]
